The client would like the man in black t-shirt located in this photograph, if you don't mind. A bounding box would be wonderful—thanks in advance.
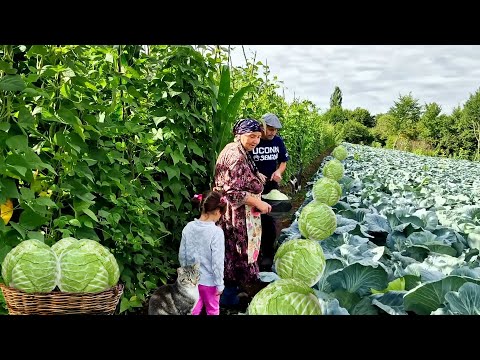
[252,113,290,270]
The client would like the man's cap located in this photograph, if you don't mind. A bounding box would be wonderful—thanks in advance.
[261,113,282,129]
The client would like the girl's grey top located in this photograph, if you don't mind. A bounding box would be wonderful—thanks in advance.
[179,219,225,292]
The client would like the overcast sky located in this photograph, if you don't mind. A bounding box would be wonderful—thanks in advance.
[228,45,480,116]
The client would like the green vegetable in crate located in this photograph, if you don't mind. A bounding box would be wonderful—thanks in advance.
[312,177,342,206]
[248,278,322,315]
[298,200,337,241]
[332,145,348,160]
[1,239,57,293]
[274,239,326,287]
[51,237,77,258]
[322,159,344,181]
[262,189,290,200]
[58,239,120,293]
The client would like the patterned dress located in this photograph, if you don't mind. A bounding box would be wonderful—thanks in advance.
[214,141,264,285]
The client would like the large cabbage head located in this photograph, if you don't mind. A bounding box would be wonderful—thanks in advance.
[332,145,348,160]
[312,177,342,206]
[322,159,344,181]
[1,239,57,293]
[248,278,322,315]
[51,237,77,258]
[298,200,337,241]
[58,239,120,293]
[274,239,326,287]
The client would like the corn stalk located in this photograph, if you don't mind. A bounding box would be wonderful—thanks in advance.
[210,65,252,182]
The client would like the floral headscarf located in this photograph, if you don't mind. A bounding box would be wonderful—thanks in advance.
[232,118,263,135]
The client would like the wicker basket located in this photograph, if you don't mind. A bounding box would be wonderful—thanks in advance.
[0,283,124,315]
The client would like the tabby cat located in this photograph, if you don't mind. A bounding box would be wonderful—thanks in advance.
[148,263,200,315]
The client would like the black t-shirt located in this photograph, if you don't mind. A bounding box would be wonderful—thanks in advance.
[251,135,289,178]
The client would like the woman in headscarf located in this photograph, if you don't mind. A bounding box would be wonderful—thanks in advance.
[214,118,272,301]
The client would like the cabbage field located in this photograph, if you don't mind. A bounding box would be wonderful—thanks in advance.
[259,143,480,315]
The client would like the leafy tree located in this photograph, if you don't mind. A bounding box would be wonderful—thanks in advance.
[340,119,373,144]
[371,114,397,145]
[461,88,480,160]
[388,93,423,139]
[323,105,347,124]
[437,107,468,157]
[330,86,343,108]
[347,107,376,128]
[417,102,442,142]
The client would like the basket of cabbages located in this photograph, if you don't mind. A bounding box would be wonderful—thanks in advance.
[261,189,292,219]
[0,238,123,315]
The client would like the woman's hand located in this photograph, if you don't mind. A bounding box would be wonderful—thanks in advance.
[258,172,267,184]
[256,200,272,214]
[245,195,272,214]
[271,170,282,183]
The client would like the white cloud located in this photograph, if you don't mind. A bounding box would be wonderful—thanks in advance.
[229,45,480,115]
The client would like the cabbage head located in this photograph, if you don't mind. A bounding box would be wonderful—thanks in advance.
[332,145,348,160]
[312,177,342,206]
[298,200,337,241]
[51,237,77,258]
[248,278,322,315]
[262,189,290,200]
[274,239,326,287]
[1,239,57,293]
[58,239,120,292]
[323,159,344,181]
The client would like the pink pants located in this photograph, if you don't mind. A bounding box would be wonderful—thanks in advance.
[192,284,220,315]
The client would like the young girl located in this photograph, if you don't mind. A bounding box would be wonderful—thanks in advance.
[178,190,227,315]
